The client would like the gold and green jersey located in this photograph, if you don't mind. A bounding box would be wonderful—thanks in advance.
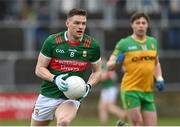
[112,35,158,92]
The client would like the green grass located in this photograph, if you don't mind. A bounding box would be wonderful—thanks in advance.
[0,117,180,126]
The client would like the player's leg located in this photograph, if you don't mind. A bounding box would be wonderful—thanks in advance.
[31,94,57,126]
[106,87,127,121]
[142,110,157,125]
[141,92,157,125]
[126,107,143,125]
[108,102,127,126]
[108,102,127,121]
[55,100,80,126]
[98,101,109,124]
[121,91,143,125]
[31,119,50,126]
[98,88,110,124]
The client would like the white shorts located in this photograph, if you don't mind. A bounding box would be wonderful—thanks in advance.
[100,86,118,102]
[32,94,80,121]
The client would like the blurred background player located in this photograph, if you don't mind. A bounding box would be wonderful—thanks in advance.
[98,57,127,125]
[107,12,164,126]
[31,8,102,126]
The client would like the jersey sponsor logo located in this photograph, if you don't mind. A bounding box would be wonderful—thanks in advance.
[132,56,156,62]
[141,45,147,50]
[128,46,137,50]
[68,49,77,52]
[151,44,155,49]
[56,49,65,53]
[50,58,90,72]
[68,49,77,57]
[127,100,131,107]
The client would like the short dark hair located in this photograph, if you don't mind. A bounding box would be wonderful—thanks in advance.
[130,12,150,23]
[67,8,87,18]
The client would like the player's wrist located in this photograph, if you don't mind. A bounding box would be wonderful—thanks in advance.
[52,75,57,83]
[157,76,164,81]
[87,84,92,89]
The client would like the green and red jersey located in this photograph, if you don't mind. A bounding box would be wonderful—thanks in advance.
[112,35,158,92]
[101,64,114,88]
[40,31,101,99]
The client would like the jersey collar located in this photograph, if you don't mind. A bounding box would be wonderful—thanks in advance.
[131,35,147,44]
[64,31,83,46]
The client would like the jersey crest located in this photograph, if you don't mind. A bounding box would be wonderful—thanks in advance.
[84,37,91,48]
[54,34,63,44]
[83,51,87,57]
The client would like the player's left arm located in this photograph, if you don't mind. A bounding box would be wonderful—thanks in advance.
[154,57,163,80]
[77,59,102,102]
[154,57,165,91]
[87,59,102,87]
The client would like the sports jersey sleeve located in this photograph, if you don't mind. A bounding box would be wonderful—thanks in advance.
[90,40,101,63]
[149,37,158,56]
[112,39,125,57]
[154,38,158,56]
[40,35,54,58]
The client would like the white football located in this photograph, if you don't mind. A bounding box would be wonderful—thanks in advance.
[63,76,87,99]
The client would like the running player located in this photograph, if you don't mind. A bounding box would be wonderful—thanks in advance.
[107,12,164,126]
[31,8,102,126]
[98,57,127,125]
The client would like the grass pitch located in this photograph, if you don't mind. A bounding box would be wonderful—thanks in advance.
[0,117,180,126]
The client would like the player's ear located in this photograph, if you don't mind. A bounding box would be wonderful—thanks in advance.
[65,19,69,27]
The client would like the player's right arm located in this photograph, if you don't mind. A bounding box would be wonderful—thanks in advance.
[107,55,118,71]
[35,34,69,92]
[35,53,55,82]
[35,35,55,82]
[35,53,68,92]
[107,39,125,71]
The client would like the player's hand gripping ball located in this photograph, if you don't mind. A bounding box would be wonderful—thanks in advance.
[63,76,87,99]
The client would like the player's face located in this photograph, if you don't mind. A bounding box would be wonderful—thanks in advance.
[66,15,87,40]
[131,17,148,37]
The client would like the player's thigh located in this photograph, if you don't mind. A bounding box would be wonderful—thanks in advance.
[142,92,156,112]
[121,91,141,109]
[31,94,59,123]
[142,110,157,126]
[55,100,80,121]
[121,91,143,124]
[100,87,118,102]
[126,106,142,121]
[141,92,157,125]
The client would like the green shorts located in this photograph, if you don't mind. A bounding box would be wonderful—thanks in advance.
[121,91,156,112]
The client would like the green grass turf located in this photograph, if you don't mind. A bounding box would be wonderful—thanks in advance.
[0,117,180,126]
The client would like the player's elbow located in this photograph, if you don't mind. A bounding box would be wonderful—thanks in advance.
[35,66,41,77]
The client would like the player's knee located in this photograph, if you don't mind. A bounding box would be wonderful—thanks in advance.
[57,116,71,126]
[131,118,143,126]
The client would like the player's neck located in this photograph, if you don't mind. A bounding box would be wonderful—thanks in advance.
[67,31,79,43]
[132,34,146,41]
